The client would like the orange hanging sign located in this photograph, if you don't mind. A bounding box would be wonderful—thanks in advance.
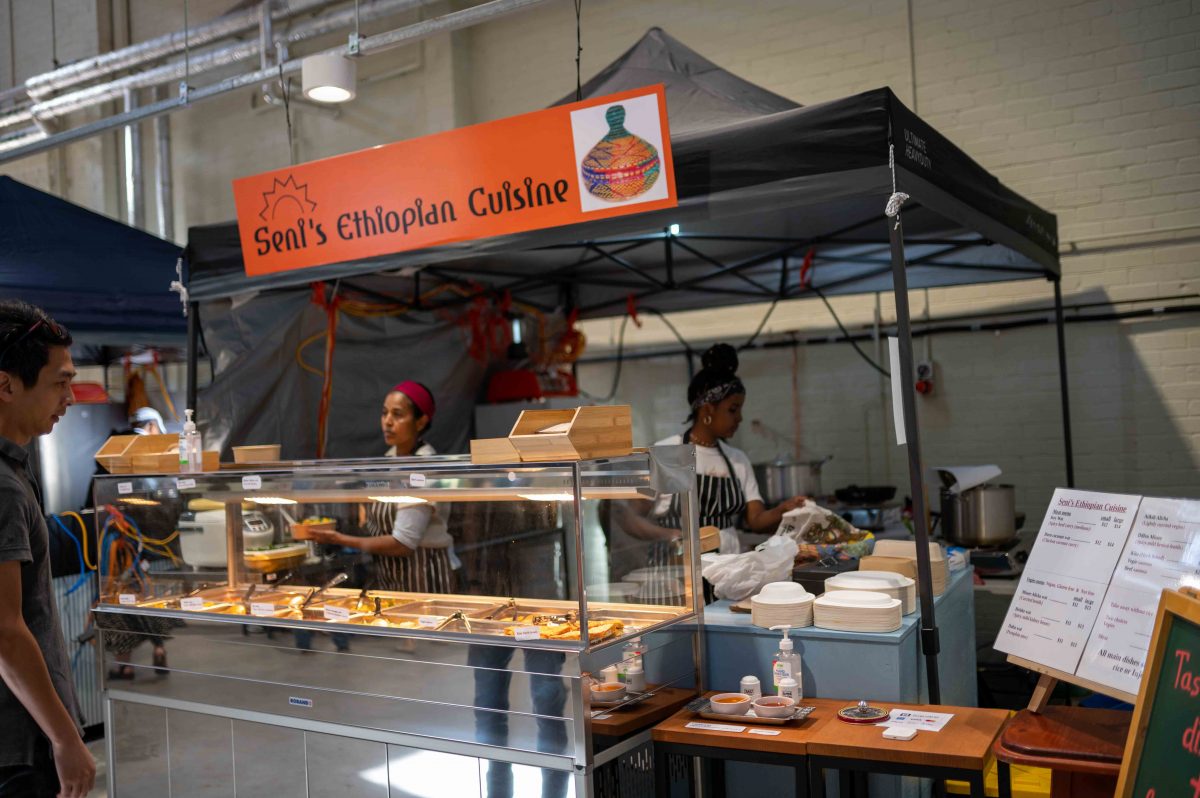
[233,85,676,277]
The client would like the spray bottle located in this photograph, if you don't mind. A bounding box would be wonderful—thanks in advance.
[769,625,803,697]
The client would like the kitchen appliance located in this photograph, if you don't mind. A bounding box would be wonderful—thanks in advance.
[834,485,896,505]
[939,481,1017,547]
[965,529,1033,577]
[178,509,274,568]
[831,501,901,533]
[754,456,831,504]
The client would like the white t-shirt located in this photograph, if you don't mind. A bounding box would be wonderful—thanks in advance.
[653,434,764,553]
[384,443,454,556]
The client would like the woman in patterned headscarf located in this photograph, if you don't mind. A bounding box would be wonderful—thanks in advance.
[606,345,809,602]
[305,381,457,593]
[652,343,807,554]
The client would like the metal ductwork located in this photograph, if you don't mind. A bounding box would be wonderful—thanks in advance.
[23,0,333,100]
[0,0,434,131]
[0,0,554,165]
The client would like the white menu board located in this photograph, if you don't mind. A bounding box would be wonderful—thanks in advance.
[995,489,1142,674]
[1076,497,1200,694]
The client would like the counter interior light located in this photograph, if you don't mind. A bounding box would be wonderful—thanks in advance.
[302,52,357,103]
[248,496,298,505]
[369,495,427,505]
[519,492,576,502]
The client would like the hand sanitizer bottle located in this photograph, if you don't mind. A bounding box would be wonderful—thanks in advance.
[183,409,202,473]
[178,410,191,471]
[769,625,803,697]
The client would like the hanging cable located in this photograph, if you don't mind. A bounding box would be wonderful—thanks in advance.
[741,299,779,350]
[808,283,890,378]
[574,0,583,101]
[279,61,295,165]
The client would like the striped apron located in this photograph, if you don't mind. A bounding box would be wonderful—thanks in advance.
[649,433,747,603]
[364,501,455,593]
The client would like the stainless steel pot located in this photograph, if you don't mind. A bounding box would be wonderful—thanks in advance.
[753,456,830,503]
[940,483,1016,547]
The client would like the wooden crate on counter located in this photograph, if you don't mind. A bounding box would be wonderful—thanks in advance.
[508,405,633,462]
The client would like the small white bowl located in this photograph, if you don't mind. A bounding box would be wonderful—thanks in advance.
[752,695,796,718]
[757,581,809,601]
[591,683,627,703]
[708,693,752,715]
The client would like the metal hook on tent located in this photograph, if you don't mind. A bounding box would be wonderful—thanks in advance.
[885,144,909,229]
[169,257,189,315]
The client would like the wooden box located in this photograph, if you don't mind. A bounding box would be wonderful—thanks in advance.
[129,450,220,474]
[470,437,521,465]
[507,405,633,462]
[95,435,139,473]
[95,434,179,473]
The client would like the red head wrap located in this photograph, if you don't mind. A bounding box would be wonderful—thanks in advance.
[390,380,436,421]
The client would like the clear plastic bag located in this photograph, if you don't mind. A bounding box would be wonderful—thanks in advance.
[701,536,799,601]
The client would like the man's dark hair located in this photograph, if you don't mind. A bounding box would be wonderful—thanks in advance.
[0,300,72,388]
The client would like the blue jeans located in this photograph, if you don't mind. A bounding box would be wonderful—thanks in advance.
[467,645,569,798]
[293,629,351,651]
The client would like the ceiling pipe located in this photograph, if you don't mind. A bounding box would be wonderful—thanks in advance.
[12,0,434,127]
[23,0,333,100]
[0,0,555,166]
[154,86,174,241]
[122,89,144,229]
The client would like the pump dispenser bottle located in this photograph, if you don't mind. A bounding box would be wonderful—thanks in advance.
[182,409,202,473]
[769,625,803,697]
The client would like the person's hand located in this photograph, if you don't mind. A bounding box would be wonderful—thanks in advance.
[778,496,808,513]
[52,733,95,798]
[305,528,341,546]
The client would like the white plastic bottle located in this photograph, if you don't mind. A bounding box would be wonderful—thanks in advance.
[778,676,800,703]
[618,636,644,683]
[183,409,202,473]
[178,410,191,471]
[769,625,803,697]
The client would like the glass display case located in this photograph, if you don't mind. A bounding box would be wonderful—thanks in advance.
[92,447,701,798]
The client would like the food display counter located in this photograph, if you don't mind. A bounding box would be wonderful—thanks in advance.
[92,448,702,798]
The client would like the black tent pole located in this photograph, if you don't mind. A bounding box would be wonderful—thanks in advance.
[888,206,942,705]
[186,301,198,412]
[1053,278,1075,488]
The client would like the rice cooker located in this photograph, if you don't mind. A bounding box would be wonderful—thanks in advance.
[178,509,274,568]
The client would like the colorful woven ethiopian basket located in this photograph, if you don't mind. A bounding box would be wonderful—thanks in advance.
[580,105,661,202]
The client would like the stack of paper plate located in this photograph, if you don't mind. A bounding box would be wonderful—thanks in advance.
[813,590,903,632]
[751,581,814,628]
[871,540,949,596]
[825,571,916,615]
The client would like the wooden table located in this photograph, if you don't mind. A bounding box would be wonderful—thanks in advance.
[805,699,1010,798]
[992,707,1129,798]
[591,686,697,742]
[651,694,1011,798]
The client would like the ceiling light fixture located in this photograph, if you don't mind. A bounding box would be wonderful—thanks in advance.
[302,52,357,103]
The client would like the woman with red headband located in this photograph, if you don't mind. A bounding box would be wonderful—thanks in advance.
[307,381,457,592]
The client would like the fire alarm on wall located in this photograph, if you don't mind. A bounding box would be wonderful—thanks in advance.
[915,361,935,395]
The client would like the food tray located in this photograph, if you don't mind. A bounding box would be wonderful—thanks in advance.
[686,696,816,725]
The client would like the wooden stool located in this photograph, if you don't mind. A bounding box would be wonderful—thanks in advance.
[992,706,1129,798]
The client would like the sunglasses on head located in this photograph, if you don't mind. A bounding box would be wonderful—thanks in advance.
[0,319,46,369]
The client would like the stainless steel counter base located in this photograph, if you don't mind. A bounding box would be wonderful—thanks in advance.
[97,609,699,798]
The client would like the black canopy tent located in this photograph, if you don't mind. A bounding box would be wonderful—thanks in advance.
[184,29,1066,703]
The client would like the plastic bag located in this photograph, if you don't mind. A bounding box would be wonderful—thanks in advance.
[775,500,875,563]
[701,536,799,601]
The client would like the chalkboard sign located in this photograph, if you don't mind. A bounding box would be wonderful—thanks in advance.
[1116,588,1200,798]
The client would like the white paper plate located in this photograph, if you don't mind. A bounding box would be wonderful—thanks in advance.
[814,590,901,609]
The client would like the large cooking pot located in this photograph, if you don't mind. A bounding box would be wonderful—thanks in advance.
[753,456,831,503]
[940,483,1016,547]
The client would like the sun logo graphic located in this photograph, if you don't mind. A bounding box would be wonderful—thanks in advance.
[253,174,328,256]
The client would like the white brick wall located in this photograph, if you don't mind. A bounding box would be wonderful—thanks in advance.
[0,0,1196,517]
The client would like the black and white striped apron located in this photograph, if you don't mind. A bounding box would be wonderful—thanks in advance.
[364,501,455,593]
[648,433,747,603]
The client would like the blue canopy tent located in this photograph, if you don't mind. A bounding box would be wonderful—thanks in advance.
[0,176,184,345]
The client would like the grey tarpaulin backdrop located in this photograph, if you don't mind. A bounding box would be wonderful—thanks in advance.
[197,276,486,458]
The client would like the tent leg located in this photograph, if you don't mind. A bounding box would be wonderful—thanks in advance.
[888,212,942,705]
[186,301,199,412]
[1053,278,1075,488]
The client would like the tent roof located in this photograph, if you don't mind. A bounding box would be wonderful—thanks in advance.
[186,30,1058,316]
[0,176,185,343]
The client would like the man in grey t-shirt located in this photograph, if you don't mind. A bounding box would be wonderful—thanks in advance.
[0,301,94,798]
